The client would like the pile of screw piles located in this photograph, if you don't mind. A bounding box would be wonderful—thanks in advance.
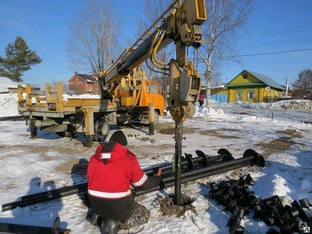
[209,174,312,234]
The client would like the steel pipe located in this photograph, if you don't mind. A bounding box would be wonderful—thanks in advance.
[2,183,87,211]
[137,149,264,195]
[0,217,70,234]
[2,149,264,211]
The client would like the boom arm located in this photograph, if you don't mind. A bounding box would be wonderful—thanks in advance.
[100,0,207,120]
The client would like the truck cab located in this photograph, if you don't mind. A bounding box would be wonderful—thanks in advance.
[117,77,165,125]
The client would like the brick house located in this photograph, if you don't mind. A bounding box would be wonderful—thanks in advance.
[68,73,99,95]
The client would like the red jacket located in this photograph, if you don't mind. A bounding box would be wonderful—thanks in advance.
[87,142,148,199]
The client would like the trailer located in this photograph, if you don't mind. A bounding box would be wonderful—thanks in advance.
[17,69,165,147]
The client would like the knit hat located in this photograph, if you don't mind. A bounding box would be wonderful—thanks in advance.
[109,130,128,146]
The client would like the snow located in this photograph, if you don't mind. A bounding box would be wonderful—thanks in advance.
[63,94,100,101]
[0,93,20,117]
[0,77,21,117]
[231,100,312,110]
[0,77,21,93]
[0,90,311,233]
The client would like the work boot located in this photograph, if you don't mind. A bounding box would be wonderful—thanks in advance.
[100,219,120,234]
[89,212,102,226]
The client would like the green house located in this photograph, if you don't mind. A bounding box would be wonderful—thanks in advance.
[227,70,285,103]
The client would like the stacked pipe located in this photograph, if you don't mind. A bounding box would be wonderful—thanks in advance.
[209,175,312,233]
[2,148,265,211]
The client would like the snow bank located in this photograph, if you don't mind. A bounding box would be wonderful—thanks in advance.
[194,106,225,117]
[0,93,19,117]
[231,100,312,110]
[0,77,21,117]
[0,77,20,93]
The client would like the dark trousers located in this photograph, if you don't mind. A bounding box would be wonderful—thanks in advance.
[88,194,150,229]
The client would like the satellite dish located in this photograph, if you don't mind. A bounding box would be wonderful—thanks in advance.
[265,86,271,91]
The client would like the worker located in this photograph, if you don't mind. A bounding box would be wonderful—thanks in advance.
[87,130,163,233]
[199,94,205,106]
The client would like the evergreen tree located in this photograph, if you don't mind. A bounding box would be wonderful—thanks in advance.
[0,36,42,82]
[293,69,312,99]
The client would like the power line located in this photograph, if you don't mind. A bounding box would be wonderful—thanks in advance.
[245,25,312,39]
[238,48,312,57]
[238,25,312,49]
[241,38,312,49]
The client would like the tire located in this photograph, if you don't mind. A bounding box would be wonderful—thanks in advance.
[93,118,109,142]
[154,110,159,126]
[140,111,159,126]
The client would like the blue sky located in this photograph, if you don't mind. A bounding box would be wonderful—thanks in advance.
[0,0,311,87]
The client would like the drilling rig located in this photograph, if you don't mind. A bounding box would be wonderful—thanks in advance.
[17,0,206,150]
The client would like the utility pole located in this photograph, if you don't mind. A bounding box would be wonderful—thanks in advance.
[285,77,289,97]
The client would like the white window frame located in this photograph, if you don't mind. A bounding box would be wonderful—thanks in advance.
[236,90,243,101]
[247,90,255,100]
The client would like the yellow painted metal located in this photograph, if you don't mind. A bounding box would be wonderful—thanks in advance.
[168,59,186,123]
[83,108,94,135]
[17,82,118,116]
[26,84,32,106]
[168,59,201,122]
[45,82,64,112]
[132,68,137,102]
[185,0,207,24]
[17,85,25,102]
[114,68,164,115]
[121,96,135,106]
[148,103,155,124]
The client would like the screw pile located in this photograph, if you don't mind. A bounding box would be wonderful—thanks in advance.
[209,174,312,234]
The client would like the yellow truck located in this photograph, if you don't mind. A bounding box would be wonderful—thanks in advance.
[17,68,165,147]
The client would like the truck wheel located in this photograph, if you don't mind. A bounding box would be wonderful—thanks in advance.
[154,111,159,126]
[85,135,93,148]
[93,118,109,142]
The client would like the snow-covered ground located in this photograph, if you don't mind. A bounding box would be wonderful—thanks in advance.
[0,90,311,233]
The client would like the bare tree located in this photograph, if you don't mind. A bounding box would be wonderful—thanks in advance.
[51,79,69,92]
[67,0,120,75]
[293,69,312,100]
[198,0,254,108]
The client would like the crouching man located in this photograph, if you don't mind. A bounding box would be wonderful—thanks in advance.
[87,130,162,233]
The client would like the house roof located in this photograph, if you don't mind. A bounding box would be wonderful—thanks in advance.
[227,70,285,90]
[246,70,285,90]
[76,74,98,83]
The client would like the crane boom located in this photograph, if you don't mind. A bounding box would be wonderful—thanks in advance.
[101,0,207,102]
